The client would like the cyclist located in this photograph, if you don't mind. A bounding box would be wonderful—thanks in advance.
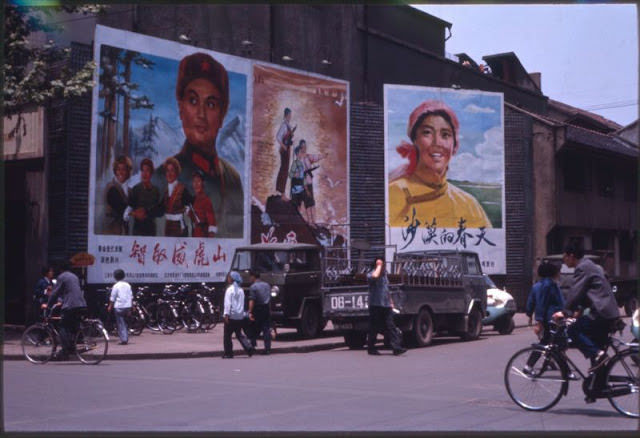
[46,260,87,361]
[552,244,620,373]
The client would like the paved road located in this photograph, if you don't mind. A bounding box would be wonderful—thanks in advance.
[4,319,638,433]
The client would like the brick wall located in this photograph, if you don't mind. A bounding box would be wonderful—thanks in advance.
[48,43,93,262]
[504,107,534,308]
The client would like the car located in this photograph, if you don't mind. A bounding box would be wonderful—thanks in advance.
[631,308,639,340]
[482,274,516,335]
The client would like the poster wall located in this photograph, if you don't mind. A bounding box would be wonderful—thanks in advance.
[88,26,350,284]
[250,64,349,246]
[88,25,251,283]
[384,85,506,274]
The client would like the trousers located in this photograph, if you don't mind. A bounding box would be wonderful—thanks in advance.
[223,318,253,356]
[368,305,401,351]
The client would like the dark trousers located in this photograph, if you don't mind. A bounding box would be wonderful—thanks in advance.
[526,322,553,367]
[567,315,610,359]
[249,305,272,352]
[59,307,86,355]
[223,318,253,356]
[276,147,290,194]
[368,305,401,351]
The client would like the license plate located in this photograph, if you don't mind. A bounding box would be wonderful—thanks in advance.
[329,294,368,310]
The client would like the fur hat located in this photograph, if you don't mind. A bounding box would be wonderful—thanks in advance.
[176,52,229,120]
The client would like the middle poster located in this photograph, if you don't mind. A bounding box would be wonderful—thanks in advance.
[251,64,349,247]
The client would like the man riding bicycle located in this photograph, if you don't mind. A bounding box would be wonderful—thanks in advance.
[45,260,87,361]
[552,244,620,373]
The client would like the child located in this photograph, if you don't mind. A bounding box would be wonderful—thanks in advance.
[524,262,564,373]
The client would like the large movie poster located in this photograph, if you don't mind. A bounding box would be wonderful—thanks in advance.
[250,64,349,247]
[88,25,251,283]
[385,85,506,274]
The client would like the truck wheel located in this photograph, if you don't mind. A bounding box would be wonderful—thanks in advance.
[624,296,638,317]
[297,303,321,338]
[412,308,434,347]
[344,330,367,349]
[462,307,483,341]
[495,316,515,335]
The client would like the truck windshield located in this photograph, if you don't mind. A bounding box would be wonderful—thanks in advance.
[232,250,288,273]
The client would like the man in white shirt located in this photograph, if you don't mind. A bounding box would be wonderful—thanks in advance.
[108,269,133,345]
[222,271,254,358]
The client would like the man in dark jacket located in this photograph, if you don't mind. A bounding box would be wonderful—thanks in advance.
[367,258,406,356]
[47,261,87,360]
[553,244,620,373]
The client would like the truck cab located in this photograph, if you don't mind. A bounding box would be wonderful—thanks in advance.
[229,243,326,338]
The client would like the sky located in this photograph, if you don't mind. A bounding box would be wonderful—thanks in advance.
[411,3,638,127]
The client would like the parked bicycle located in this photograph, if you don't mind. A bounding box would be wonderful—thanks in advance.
[504,316,639,418]
[22,306,109,365]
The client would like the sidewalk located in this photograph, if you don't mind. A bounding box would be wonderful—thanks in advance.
[2,313,533,361]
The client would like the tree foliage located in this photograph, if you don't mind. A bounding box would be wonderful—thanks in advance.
[3,4,105,121]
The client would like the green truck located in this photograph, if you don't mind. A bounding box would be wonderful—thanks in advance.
[321,248,488,349]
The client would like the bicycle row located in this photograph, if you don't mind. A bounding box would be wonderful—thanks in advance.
[98,284,222,336]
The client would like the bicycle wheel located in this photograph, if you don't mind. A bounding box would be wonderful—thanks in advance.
[181,301,202,332]
[127,310,144,336]
[156,303,177,334]
[504,346,566,411]
[22,324,55,364]
[75,321,108,365]
[142,303,162,332]
[606,349,640,418]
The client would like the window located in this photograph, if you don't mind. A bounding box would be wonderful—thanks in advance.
[465,255,480,275]
[596,165,615,198]
[623,171,637,201]
[620,234,635,262]
[592,231,610,251]
[562,156,590,193]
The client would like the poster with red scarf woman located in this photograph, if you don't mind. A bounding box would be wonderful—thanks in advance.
[385,85,506,275]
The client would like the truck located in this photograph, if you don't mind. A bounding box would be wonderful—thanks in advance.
[228,242,327,338]
[321,247,488,349]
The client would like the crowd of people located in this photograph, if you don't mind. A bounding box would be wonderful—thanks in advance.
[32,241,624,363]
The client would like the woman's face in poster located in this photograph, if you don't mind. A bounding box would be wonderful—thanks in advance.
[178,78,224,153]
[414,114,457,177]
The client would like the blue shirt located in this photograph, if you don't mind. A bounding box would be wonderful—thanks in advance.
[526,277,565,323]
[367,271,391,308]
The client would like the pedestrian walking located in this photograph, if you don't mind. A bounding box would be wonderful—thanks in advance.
[367,258,406,356]
[248,271,272,355]
[107,269,133,345]
[222,271,255,358]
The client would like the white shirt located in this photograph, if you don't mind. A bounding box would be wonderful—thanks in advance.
[110,280,133,309]
[223,283,246,320]
[167,180,177,198]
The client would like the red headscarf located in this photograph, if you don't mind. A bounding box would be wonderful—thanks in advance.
[389,100,460,182]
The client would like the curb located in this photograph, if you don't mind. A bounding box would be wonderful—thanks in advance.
[3,341,347,361]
